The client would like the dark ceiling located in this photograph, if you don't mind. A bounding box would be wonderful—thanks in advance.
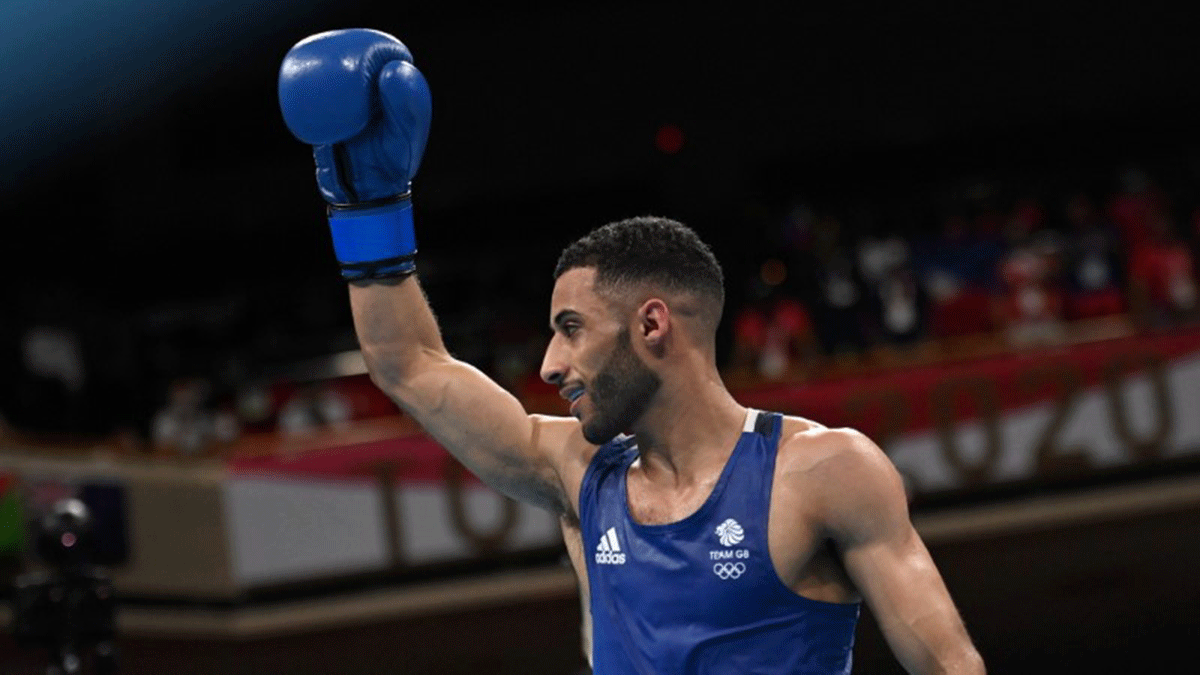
[7,3,1200,235]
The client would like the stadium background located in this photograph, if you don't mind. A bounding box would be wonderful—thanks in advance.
[2,2,1200,673]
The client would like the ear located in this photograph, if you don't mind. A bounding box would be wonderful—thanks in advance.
[636,298,670,352]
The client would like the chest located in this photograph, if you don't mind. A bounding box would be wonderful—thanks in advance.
[617,460,829,582]
[624,473,719,526]
[589,505,774,628]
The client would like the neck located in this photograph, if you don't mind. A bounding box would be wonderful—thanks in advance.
[629,358,746,484]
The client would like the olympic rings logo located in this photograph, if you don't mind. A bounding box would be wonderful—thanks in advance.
[712,562,746,580]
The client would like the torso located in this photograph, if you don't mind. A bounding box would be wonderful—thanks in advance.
[570,410,861,674]
[559,412,860,632]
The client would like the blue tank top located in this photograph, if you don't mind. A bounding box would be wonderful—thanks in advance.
[579,409,860,675]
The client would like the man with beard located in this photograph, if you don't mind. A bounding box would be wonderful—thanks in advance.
[279,29,984,675]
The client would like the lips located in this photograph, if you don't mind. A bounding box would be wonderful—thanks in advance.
[560,385,585,415]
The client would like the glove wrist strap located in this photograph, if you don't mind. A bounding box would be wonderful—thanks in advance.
[327,193,417,282]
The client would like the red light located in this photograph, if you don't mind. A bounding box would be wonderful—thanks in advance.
[655,124,684,155]
[760,259,787,286]
[61,532,76,548]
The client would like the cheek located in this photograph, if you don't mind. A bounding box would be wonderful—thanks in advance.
[578,340,609,374]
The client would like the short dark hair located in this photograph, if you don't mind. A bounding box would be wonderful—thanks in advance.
[554,216,725,313]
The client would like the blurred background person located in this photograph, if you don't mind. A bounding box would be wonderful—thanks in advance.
[995,197,1068,348]
[729,264,819,380]
[857,230,928,349]
[1060,191,1127,322]
[913,214,1003,341]
[803,216,870,358]
[1127,208,1199,328]
[1107,167,1170,251]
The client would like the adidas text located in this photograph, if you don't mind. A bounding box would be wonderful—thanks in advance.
[595,551,627,565]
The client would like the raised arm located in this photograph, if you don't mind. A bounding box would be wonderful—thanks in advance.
[278,29,587,514]
[816,431,985,675]
[351,276,580,511]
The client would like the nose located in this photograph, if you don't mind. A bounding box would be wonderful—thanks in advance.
[540,335,566,386]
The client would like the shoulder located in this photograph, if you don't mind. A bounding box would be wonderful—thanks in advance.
[773,419,909,539]
[774,418,892,482]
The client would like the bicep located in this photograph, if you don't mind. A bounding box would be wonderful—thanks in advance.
[821,435,980,674]
[560,517,593,667]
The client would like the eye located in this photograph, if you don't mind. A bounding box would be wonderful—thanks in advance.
[561,322,580,338]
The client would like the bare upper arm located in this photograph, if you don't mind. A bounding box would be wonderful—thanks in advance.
[381,349,595,515]
[348,277,596,515]
[559,516,592,666]
[794,429,984,674]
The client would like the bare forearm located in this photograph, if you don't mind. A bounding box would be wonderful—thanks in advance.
[932,649,985,675]
[280,30,570,512]
[345,275,566,510]
[872,574,985,675]
[908,641,985,675]
[879,606,984,675]
[348,276,448,388]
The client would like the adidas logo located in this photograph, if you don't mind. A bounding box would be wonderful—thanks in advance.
[594,527,627,565]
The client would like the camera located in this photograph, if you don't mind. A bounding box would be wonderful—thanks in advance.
[10,498,117,675]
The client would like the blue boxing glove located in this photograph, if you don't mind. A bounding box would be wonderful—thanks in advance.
[278,28,432,281]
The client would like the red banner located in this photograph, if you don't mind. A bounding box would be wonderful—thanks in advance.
[230,328,1200,502]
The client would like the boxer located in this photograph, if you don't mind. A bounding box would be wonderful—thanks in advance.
[279,29,984,674]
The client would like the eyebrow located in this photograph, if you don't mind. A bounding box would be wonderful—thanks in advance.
[551,309,582,332]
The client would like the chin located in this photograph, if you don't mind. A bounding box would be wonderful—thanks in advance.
[581,417,623,446]
[581,425,616,446]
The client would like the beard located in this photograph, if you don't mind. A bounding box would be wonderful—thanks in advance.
[581,328,662,445]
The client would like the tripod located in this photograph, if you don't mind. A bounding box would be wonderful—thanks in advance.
[10,498,118,674]
[12,566,118,675]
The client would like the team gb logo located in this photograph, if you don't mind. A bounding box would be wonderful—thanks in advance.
[715,518,744,546]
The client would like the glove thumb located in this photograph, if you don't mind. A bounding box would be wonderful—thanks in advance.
[378,60,433,181]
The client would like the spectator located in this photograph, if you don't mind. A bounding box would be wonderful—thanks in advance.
[1060,192,1126,321]
[151,377,236,456]
[995,199,1066,347]
[1107,167,1169,250]
[5,284,97,434]
[913,214,1003,338]
[857,233,927,345]
[731,270,818,380]
[805,217,869,355]
[1190,207,1200,276]
[278,385,351,435]
[1127,210,1198,328]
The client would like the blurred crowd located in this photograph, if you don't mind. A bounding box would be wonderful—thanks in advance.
[2,165,1200,458]
[728,168,1200,381]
